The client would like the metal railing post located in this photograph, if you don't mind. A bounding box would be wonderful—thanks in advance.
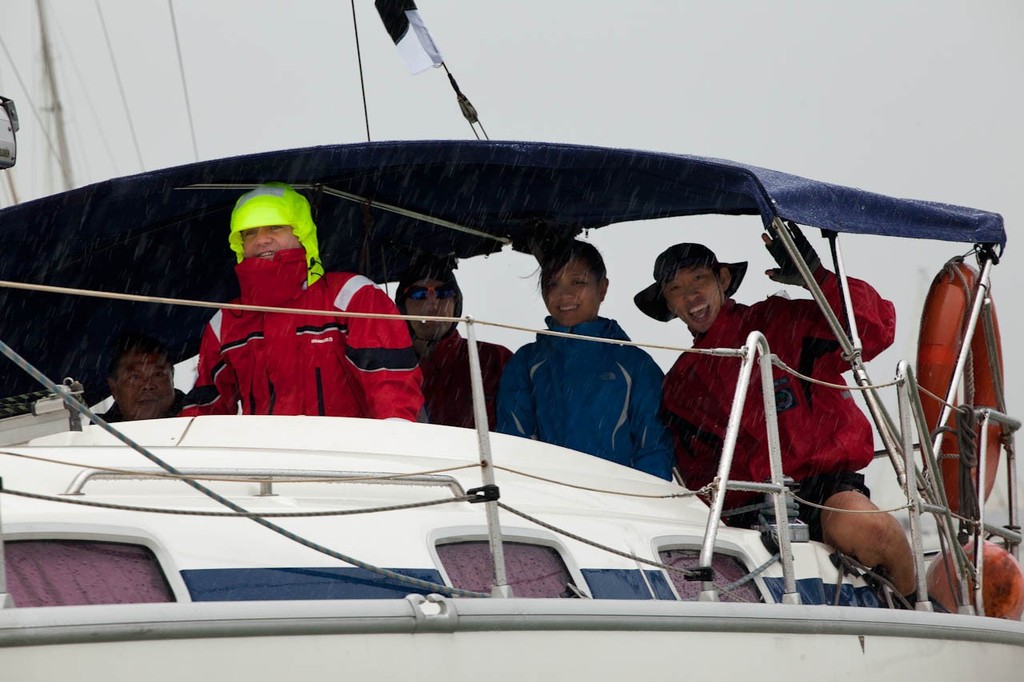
[896,362,931,611]
[698,331,798,603]
[929,258,994,462]
[756,337,800,604]
[0,478,13,608]
[465,317,512,598]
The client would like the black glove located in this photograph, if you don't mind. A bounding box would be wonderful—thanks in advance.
[764,222,821,286]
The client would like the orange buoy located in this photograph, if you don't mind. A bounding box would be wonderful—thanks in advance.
[926,540,1024,619]
[916,259,1003,513]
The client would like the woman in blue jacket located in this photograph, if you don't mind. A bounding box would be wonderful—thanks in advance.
[497,240,674,480]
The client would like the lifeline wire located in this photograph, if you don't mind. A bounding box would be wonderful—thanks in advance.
[497,502,698,580]
[0,337,488,598]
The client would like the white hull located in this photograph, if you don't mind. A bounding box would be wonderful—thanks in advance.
[0,415,1021,680]
[1,599,1022,680]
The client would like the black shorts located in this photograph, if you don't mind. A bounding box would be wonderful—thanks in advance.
[795,472,871,542]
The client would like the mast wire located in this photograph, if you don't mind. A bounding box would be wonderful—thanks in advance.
[443,63,488,140]
[36,0,74,190]
[94,0,146,172]
[350,0,372,142]
[167,0,199,162]
[0,31,66,181]
[50,7,120,176]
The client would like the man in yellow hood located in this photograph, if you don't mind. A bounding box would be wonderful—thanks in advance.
[181,183,423,420]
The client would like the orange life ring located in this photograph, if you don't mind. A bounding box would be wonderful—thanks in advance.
[916,259,1003,514]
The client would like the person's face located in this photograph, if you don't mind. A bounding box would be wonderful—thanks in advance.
[661,264,732,335]
[404,278,458,341]
[543,258,608,328]
[107,350,175,421]
[240,224,302,260]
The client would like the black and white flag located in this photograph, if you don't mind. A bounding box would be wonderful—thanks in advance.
[375,0,444,75]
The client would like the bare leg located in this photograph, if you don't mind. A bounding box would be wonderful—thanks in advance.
[820,490,915,596]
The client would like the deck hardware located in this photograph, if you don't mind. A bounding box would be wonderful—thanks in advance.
[685,567,714,582]
[466,484,500,503]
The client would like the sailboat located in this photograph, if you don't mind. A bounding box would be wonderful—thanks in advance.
[0,140,1021,679]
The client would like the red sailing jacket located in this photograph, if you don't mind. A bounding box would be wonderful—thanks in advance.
[418,330,512,429]
[662,268,895,511]
[181,249,423,420]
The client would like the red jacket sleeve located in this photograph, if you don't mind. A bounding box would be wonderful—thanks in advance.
[814,267,896,368]
[180,311,240,416]
[336,277,424,421]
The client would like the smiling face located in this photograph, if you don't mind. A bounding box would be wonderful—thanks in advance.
[107,350,176,421]
[543,257,608,328]
[661,264,732,335]
[240,224,302,260]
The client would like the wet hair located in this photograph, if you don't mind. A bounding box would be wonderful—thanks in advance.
[540,240,607,293]
[107,332,172,379]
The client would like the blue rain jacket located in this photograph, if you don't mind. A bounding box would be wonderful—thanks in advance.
[498,317,674,480]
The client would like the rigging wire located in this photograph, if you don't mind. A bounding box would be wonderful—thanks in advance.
[167,0,199,162]
[94,0,146,172]
[0,336,488,598]
[0,34,67,183]
[443,63,488,140]
[350,0,371,142]
[50,5,119,176]
[35,0,73,190]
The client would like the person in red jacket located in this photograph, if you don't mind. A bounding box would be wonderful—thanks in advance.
[634,227,914,597]
[395,256,511,429]
[181,183,423,421]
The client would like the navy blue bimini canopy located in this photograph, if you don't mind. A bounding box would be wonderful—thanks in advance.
[0,140,1005,404]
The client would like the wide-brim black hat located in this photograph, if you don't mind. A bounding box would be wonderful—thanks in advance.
[633,243,747,322]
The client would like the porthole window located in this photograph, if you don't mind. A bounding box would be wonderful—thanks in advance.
[659,548,762,603]
[437,541,578,598]
[4,540,175,607]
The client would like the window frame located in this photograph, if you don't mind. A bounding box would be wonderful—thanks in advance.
[428,526,589,598]
[2,523,189,604]
[652,535,767,603]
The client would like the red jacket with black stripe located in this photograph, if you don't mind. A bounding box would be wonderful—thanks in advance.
[662,268,895,511]
[181,249,423,420]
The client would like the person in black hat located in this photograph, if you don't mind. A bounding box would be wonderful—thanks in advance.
[395,256,512,429]
[637,226,914,597]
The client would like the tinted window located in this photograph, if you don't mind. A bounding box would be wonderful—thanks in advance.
[4,540,174,607]
[659,548,762,603]
[437,541,577,598]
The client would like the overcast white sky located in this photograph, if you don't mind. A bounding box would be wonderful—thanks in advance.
[2,1,1022,497]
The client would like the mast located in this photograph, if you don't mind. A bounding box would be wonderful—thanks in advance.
[36,0,73,191]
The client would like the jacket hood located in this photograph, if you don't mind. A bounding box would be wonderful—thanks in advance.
[228,183,325,287]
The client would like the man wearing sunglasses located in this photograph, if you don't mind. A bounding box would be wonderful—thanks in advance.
[182,183,423,421]
[395,256,512,429]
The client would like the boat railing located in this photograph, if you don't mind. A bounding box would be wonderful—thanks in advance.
[0,272,1020,609]
[62,467,467,498]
